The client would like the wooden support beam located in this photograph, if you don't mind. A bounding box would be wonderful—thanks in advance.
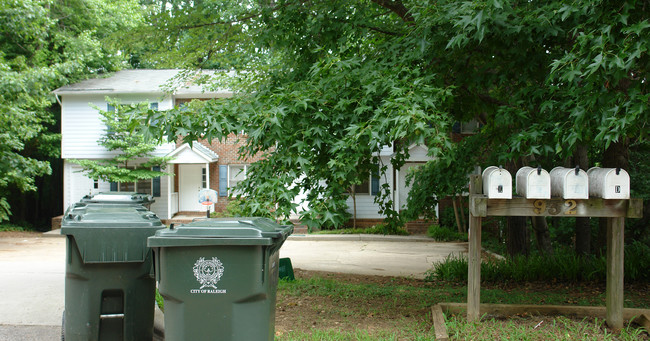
[467,214,481,322]
[606,217,625,330]
[438,303,650,320]
[469,196,641,218]
[431,304,449,341]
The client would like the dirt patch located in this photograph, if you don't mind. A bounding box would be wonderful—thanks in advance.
[0,230,44,238]
[275,269,435,337]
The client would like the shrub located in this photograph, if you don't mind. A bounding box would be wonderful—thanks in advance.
[317,224,409,236]
[0,223,27,232]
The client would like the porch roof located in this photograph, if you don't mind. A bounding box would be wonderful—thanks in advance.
[166,143,219,164]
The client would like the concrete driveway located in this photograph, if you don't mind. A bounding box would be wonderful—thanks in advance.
[280,234,467,279]
[0,234,65,340]
[0,231,467,340]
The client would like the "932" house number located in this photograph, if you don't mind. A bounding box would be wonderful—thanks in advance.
[532,199,577,215]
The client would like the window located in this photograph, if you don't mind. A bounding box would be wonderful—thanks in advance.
[229,165,246,188]
[219,164,248,196]
[105,102,158,134]
[202,167,207,188]
[108,102,158,111]
[352,179,370,195]
[350,172,380,196]
[452,119,481,134]
[93,179,99,189]
[109,166,161,197]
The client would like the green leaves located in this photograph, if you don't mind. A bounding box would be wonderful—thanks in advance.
[136,0,650,228]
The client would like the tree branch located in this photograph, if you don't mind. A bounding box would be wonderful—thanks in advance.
[331,18,403,36]
[369,0,414,23]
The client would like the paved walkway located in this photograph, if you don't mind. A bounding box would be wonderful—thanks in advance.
[0,231,467,340]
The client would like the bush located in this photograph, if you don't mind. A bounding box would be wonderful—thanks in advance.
[439,206,459,229]
[0,223,28,232]
[317,224,409,236]
[427,224,468,242]
[211,198,257,218]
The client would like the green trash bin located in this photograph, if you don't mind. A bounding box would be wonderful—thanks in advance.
[80,192,155,209]
[147,218,293,341]
[61,204,164,341]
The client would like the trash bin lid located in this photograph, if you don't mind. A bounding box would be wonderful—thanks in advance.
[147,217,293,247]
[80,192,155,205]
[61,205,164,263]
[62,206,162,228]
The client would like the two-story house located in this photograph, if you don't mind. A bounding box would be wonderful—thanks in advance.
[54,69,264,221]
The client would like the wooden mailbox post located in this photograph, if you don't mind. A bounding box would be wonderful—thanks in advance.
[467,175,643,330]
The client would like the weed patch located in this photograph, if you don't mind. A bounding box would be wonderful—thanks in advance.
[428,244,650,283]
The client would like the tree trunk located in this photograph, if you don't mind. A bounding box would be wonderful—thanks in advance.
[352,191,357,229]
[458,194,467,233]
[531,216,553,255]
[452,196,463,234]
[596,139,629,255]
[507,216,530,258]
[574,144,591,255]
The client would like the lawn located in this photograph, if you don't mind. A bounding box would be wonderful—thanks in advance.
[275,270,650,340]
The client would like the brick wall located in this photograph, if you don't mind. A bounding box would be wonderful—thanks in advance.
[196,134,266,213]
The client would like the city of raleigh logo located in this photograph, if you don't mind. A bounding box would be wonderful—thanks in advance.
[191,257,227,294]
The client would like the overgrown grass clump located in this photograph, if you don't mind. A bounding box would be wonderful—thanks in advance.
[427,241,650,283]
[427,224,468,242]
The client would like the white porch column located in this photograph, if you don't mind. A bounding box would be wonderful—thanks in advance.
[205,162,210,189]
[167,173,173,219]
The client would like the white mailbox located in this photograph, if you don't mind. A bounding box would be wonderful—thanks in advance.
[587,167,630,199]
[550,167,589,199]
[516,166,551,199]
[482,166,512,199]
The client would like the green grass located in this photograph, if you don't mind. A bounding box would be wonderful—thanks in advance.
[155,289,164,312]
[278,275,649,309]
[275,274,650,340]
[276,329,435,341]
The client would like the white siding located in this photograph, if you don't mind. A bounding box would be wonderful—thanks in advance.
[407,145,430,162]
[61,93,175,159]
[346,195,384,219]
[62,160,171,219]
[345,156,394,219]
[63,161,106,212]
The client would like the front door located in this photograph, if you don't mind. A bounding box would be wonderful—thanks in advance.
[398,163,421,210]
[179,164,204,211]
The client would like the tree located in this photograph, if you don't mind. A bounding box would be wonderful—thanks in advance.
[132,1,649,241]
[72,101,171,184]
[0,0,146,225]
